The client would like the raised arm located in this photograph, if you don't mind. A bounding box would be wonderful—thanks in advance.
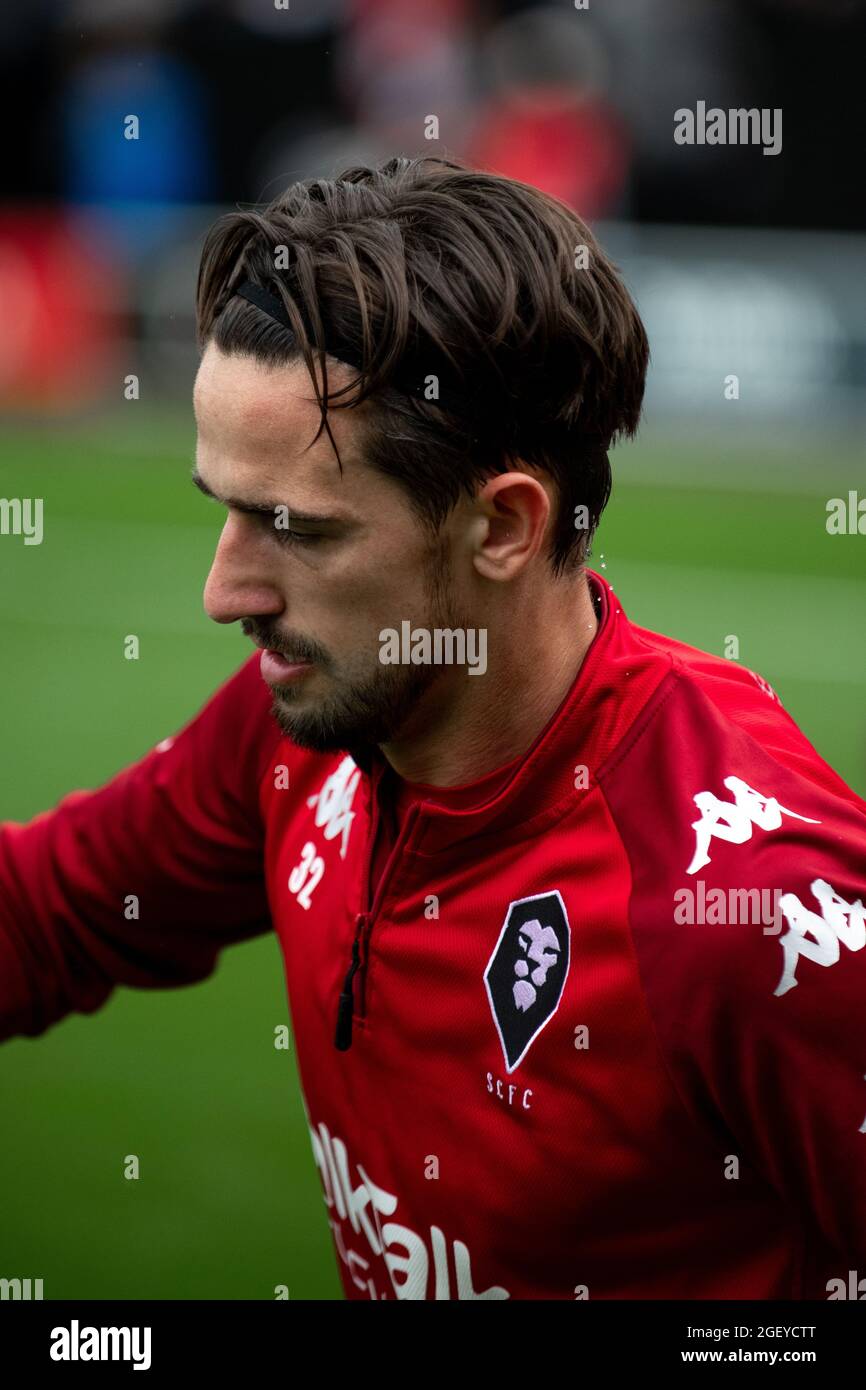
[0,654,283,1040]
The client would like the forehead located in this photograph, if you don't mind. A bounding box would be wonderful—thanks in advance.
[193,341,368,500]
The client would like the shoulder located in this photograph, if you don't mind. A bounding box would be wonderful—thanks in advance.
[602,614,864,822]
[597,618,866,1003]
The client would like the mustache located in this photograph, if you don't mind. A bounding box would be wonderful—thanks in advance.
[241,618,326,665]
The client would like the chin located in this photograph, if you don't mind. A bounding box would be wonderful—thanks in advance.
[269,699,353,753]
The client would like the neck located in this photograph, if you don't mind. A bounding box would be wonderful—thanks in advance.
[380,571,599,786]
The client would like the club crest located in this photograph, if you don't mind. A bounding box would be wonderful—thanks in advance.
[484,890,571,1073]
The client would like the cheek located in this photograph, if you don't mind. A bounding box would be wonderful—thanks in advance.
[335,543,429,608]
[286,558,389,641]
[295,533,436,638]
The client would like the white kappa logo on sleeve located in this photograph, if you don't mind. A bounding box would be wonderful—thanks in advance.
[686,775,820,876]
[306,755,361,859]
[775,877,866,996]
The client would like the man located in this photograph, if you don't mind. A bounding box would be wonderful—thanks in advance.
[2,156,865,1300]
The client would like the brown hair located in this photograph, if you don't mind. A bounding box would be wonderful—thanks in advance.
[196,155,649,573]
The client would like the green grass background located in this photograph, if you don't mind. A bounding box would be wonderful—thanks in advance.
[0,412,863,1298]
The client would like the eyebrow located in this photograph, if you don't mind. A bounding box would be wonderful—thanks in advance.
[190,467,335,525]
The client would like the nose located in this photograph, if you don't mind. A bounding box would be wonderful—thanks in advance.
[203,513,284,625]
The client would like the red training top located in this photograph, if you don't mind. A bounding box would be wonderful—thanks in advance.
[2,570,865,1300]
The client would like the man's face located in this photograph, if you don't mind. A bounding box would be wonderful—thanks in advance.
[193,343,471,753]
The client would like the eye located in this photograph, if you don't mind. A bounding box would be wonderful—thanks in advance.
[271,524,322,547]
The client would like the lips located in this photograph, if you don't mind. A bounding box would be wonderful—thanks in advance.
[259,648,313,686]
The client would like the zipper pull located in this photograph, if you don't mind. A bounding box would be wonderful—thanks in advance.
[334,930,363,1051]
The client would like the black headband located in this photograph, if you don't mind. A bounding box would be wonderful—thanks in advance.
[234,279,463,405]
[235,281,293,330]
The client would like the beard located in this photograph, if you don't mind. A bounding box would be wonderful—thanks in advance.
[242,536,467,754]
[267,656,447,753]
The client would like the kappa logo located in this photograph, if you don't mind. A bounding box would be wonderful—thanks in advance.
[775,877,866,996]
[306,755,361,859]
[746,669,780,703]
[484,891,571,1073]
[686,775,820,876]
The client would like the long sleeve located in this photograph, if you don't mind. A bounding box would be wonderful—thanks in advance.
[598,662,866,1287]
[0,654,283,1041]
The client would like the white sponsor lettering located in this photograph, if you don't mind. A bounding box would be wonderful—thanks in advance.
[309,1119,509,1300]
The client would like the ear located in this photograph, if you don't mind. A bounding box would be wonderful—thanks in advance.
[471,471,552,582]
